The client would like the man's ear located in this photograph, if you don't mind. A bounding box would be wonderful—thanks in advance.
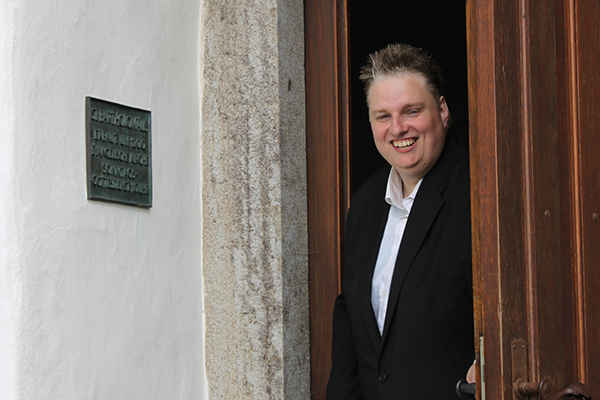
[439,96,450,128]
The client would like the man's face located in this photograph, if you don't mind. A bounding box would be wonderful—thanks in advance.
[368,73,449,184]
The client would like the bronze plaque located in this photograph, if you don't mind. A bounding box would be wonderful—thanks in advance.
[86,97,152,207]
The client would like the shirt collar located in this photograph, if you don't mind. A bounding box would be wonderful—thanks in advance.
[384,168,423,210]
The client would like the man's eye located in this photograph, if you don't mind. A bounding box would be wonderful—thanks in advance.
[377,114,390,120]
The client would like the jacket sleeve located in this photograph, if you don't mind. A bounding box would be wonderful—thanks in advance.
[326,292,364,400]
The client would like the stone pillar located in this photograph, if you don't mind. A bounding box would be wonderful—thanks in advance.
[201,0,309,398]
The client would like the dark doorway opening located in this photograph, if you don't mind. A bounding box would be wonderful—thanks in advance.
[348,0,469,191]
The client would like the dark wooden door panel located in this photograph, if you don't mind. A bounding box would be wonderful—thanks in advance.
[467,0,530,396]
[574,0,600,391]
[527,0,576,391]
[468,0,597,398]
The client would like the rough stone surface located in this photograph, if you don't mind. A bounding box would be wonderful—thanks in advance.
[201,0,309,398]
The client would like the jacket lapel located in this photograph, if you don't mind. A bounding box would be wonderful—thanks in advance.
[357,193,390,352]
[380,134,459,343]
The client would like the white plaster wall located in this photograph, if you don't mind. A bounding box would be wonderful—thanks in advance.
[0,1,205,399]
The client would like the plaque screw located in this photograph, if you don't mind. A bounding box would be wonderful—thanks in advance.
[593,213,598,222]
[544,210,551,219]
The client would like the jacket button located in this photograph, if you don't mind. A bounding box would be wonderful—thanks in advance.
[378,373,387,382]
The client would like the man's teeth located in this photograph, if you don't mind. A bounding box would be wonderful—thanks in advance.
[393,139,416,149]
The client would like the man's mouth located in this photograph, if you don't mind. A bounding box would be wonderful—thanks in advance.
[392,138,417,149]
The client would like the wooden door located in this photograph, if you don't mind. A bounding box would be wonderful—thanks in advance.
[306,0,599,399]
[468,0,597,398]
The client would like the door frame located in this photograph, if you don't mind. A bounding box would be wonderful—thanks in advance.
[305,0,591,398]
[305,0,350,397]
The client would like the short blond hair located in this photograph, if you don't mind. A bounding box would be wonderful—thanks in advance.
[360,44,444,105]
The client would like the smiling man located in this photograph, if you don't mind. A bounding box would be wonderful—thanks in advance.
[327,44,474,399]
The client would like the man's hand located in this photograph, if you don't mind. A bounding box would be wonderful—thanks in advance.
[466,361,476,383]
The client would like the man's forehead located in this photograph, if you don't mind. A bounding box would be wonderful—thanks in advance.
[367,72,434,104]
[371,71,427,89]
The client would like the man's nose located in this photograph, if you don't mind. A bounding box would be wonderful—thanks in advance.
[390,116,408,135]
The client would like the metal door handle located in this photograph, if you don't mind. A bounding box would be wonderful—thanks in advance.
[515,379,592,400]
[456,379,476,399]
[457,377,591,400]
[514,379,552,398]
[512,340,592,400]
[548,382,592,400]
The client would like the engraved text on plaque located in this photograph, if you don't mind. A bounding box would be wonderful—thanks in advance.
[86,97,152,207]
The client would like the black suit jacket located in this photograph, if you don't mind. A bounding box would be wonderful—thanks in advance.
[327,131,474,400]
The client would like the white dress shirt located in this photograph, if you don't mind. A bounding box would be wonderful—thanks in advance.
[371,168,422,335]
